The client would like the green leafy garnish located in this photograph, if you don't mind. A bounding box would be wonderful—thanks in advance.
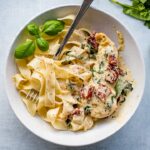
[42,20,65,35]
[15,40,35,59]
[36,37,49,51]
[14,19,66,58]
[27,23,39,37]
[99,61,105,74]
[105,96,116,111]
[110,0,150,29]
[115,78,133,98]
[84,105,92,115]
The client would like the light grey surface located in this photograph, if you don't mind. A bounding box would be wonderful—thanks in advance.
[0,0,150,149]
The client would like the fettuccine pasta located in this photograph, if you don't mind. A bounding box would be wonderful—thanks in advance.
[13,15,133,131]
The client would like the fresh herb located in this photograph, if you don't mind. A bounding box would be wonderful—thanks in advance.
[42,20,65,35]
[36,37,49,51]
[122,82,133,96]
[14,40,36,59]
[97,78,101,84]
[115,78,133,98]
[87,43,98,55]
[84,105,92,115]
[105,96,116,111]
[110,0,150,29]
[27,23,39,37]
[14,19,65,59]
[90,61,105,75]
[99,61,105,74]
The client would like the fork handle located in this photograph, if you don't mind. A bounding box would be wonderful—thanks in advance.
[55,0,94,58]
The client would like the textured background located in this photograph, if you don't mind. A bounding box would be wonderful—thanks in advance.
[0,0,150,149]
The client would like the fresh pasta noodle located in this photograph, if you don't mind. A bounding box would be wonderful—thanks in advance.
[13,15,134,131]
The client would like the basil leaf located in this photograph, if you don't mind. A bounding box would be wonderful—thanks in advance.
[27,23,39,36]
[36,37,49,51]
[15,40,35,59]
[42,20,65,35]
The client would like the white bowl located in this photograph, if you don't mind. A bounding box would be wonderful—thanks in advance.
[5,5,145,146]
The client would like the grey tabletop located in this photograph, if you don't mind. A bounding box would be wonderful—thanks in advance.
[0,0,150,150]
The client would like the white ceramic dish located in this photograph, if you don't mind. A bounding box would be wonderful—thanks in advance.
[5,5,145,146]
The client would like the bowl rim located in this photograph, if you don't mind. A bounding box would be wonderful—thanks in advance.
[4,4,146,147]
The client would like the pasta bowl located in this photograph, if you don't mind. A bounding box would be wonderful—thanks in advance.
[5,5,145,146]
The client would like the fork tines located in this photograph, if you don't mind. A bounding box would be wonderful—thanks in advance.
[26,89,39,104]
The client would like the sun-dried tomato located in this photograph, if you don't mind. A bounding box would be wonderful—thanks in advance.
[80,86,95,99]
[87,32,99,50]
[105,69,119,84]
[95,84,111,102]
[108,55,118,66]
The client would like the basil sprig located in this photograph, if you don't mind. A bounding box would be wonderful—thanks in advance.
[110,0,150,29]
[14,19,65,59]
[42,20,65,35]
[15,40,36,59]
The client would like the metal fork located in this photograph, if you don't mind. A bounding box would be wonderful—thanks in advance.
[26,90,39,104]
[54,0,94,59]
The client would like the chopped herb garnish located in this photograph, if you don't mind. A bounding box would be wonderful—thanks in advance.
[99,61,105,74]
[90,61,105,75]
[87,44,98,55]
[84,105,92,115]
[105,96,116,111]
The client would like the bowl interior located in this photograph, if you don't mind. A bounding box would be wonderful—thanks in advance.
[5,6,145,146]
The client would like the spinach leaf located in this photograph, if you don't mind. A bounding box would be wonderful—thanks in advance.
[36,37,49,51]
[115,78,126,98]
[14,40,35,59]
[115,78,133,98]
[42,20,65,35]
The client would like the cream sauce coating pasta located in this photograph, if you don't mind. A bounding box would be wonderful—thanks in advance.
[13,15,133,131]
